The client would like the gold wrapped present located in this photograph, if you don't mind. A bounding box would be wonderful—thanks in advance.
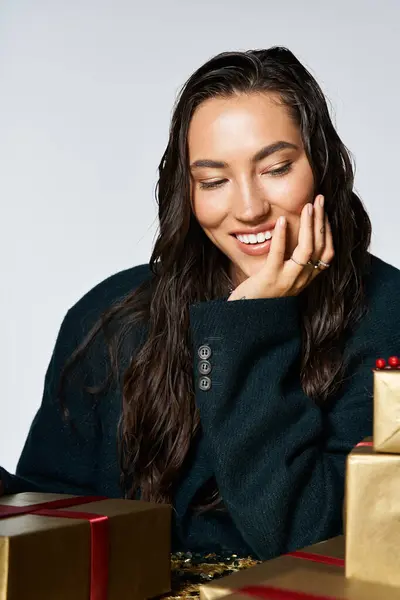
[221,578,399,600]
[200,537,399,600]
[0,492,171,600]
[373,368,400,453]
[345,440,400,588]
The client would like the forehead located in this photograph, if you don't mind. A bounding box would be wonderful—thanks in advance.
[188,92,299,160]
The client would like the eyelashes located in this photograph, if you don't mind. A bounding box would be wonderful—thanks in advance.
[268,163,292,178]
[199,180,226,190]
[198,163,293,190]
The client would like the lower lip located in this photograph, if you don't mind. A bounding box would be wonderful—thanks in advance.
[231,235,272,256]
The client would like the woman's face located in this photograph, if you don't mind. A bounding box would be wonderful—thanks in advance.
[188,92,315,286]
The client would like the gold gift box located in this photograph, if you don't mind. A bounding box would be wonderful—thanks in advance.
[373,368,400,453]
[0,492,171,600]
[345,441,400,588]
[200,537,399,600]
[222,578,399,600]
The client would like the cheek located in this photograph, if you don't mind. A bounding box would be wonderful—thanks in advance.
[192,191,228,229]
[269,177,314,215]
[267,164,314,215]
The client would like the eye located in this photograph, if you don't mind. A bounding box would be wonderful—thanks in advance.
[266,163,292,177]
[199,179,226,190]
[198,163,292,191]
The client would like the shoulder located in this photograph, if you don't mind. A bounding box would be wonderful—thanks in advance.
[365,253,400,288]
[64,263,154,337]
[364,253,400,312]
[352,253,400,347]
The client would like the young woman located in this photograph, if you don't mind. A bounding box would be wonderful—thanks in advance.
[1,46,400,560]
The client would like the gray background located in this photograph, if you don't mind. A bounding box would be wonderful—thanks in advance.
[1,0,399,471]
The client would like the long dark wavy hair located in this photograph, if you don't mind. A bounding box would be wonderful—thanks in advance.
[59,46,371,509]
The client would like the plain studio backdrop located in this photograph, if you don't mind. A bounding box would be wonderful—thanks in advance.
[1,0,399,472]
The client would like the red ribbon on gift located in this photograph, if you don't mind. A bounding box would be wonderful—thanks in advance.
[0,495,109,600]
[239,584,342,600]
[355,441,373,448]
[238,547,345,600]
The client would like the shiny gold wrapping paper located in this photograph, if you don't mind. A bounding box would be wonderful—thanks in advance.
[223,578,400,600]
[200,537,399,600]
[0,492,171,600]
[345,442,400,588]
[373,369,400,453]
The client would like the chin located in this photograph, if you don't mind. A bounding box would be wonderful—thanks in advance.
[232,255,268,281]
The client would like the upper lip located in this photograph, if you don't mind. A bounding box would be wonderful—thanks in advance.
[231,222,276,236]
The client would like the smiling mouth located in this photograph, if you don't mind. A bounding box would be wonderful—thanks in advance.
[230,231,273,245]
[230,233,273,257]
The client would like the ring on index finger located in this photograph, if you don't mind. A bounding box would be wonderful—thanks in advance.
[290,256,317,268]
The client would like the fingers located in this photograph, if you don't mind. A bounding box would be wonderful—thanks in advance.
[262,194,333,292]
[310,210,334,277]
[313,195,326,259]
[309,196,334,277]
[266,215,287,272]
[284,194,332,285]
[298,202,314,261]
[286,202,314,274]
[320,215,335,265]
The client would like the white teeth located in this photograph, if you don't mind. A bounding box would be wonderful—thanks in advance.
[235,231,272,244]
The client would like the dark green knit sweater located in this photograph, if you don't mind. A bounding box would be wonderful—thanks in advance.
[1,254,400,560]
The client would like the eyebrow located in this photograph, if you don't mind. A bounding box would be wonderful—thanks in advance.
[189,141,299,170]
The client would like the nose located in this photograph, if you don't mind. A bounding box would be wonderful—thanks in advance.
[232,178,271,222]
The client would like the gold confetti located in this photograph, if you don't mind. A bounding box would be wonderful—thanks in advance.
[155,553,260,600]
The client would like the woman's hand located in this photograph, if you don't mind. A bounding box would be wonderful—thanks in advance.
[228,194,334,301]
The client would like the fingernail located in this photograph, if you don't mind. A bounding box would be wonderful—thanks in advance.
[319,195,324,207]
[308,203,313,216]
[279,216,286,227]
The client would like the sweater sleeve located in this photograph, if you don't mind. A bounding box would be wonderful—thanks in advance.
[0,309,99,496]
[188,295,395,560]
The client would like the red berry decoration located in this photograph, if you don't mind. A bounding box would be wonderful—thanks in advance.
[388,356,400,368]
[375,358,386,369]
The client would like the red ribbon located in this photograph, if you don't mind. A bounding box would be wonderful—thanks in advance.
[355,441,373,448]
[238,547,345,600]
[285,551,344,568]
[239,585,343,600]
[0,495,109,600]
